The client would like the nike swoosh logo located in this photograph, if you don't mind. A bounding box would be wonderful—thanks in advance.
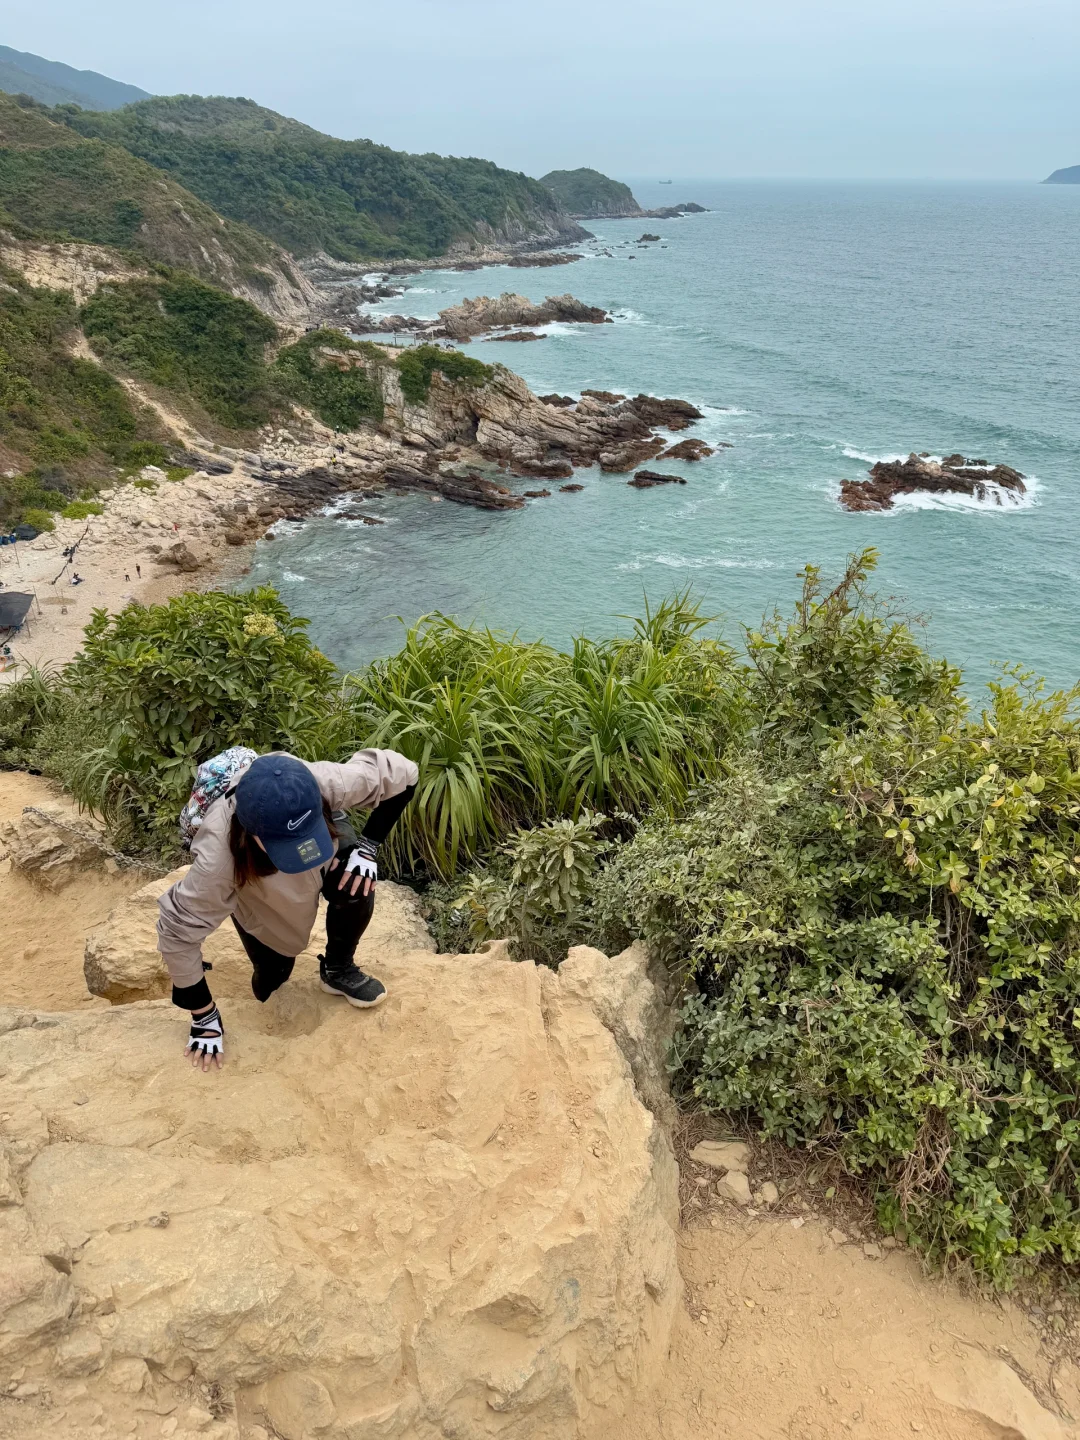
[287,810,312,831]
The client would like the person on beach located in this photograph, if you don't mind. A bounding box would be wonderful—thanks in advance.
[157,749,418,1071]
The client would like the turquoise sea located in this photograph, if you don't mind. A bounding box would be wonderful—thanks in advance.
[247,180,1080,690]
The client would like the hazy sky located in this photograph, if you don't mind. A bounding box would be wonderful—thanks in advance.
[5,0,1077,178]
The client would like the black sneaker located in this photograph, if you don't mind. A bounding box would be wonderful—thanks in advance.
[318,955,386,1008]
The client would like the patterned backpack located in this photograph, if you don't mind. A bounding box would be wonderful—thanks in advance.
[179,747,259,849]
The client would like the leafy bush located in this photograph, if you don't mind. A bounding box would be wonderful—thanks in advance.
[456,811,608,965]
[273,330,385,430]
[0,666,69,769]
[60,588,337,851]
[20,507,54,532]
[60,500,103,520]
[396,345,493,405]
[81,274,278,429]
[590,553,1080,1283]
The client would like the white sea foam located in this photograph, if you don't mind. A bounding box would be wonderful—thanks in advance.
[281,570,307,583]
[617,552,776,571]
[611,308,646,324]
[337,515,394,529]
[891,479,1039,514]
[842,446,937,465]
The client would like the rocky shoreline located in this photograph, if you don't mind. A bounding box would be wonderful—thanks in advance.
[5,358,710,672]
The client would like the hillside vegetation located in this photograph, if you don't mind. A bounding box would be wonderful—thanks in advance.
[5,552,1080,1286]
[0,43,150,111]
[0,255,494,523]
[65,95,586,262]
[541,167,643,218]
[0,265,166,525]
[0,94,310,310]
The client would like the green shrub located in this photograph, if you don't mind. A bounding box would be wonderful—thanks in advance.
[0,666,69,769]
[591,553,1080,1284]
[273,330,385,430]
[20,507,54,532]
[165,465,192,483]
[133,478,156,490]
[81,274,278,429]
[62,587,338,852]
[60,500,103,520]
[456,811,609,965]
[396,344,493,405]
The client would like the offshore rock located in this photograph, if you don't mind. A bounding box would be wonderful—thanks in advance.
[628,471,687,488]
[506,252,582,267]
[840,452,1028,512]
[439,292,610,341]
[662,437,714,461]
[0,931,680,1438]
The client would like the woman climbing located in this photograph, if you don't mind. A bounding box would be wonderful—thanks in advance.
[157,748,418,1071]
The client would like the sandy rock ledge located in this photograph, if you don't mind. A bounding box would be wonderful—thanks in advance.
[0,903,680,1440]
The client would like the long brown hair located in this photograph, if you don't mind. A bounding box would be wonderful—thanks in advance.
[230,798,337,888]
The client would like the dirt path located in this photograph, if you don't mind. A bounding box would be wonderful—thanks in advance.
[1,769,1077,1440]
[597,1215,1079,1440]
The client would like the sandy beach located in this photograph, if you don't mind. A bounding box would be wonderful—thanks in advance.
[0,465,266,675]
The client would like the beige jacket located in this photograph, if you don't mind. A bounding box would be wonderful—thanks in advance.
[157,749,418,990]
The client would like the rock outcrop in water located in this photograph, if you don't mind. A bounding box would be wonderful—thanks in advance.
[840,453,1027,512]
[1,877,680,1440]
[438,292,611,341]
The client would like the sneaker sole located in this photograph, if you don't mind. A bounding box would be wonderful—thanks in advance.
[319,979,387,1009]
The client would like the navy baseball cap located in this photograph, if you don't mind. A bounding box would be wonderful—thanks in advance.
[233,755,334,874]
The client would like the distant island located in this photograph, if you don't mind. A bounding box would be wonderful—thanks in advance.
[540,167,708,223]
[541,168,644,219]
[0,44,149,110]
[1044,165,1080,184]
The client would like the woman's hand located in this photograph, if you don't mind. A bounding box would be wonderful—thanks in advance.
[329,837,378,899]
[185,1003,224,1071]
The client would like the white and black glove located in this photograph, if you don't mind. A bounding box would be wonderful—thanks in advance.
[340,836,378,896]
[186,1005,224,1066]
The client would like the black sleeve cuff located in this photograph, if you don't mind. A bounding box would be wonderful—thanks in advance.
[171,977,213,1010]
[362,783,416,844]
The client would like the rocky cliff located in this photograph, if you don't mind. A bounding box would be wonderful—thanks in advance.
[0,870,680,1440]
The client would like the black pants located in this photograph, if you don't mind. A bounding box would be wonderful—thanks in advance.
[234,784,414,1003]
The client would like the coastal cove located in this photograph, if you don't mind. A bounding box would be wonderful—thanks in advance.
[247,179,1080,690]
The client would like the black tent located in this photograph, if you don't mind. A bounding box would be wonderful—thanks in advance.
[0,592,34,633]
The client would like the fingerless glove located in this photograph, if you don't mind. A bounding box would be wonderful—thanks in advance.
[186,1005,224,1060]
[344,835,379,884]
